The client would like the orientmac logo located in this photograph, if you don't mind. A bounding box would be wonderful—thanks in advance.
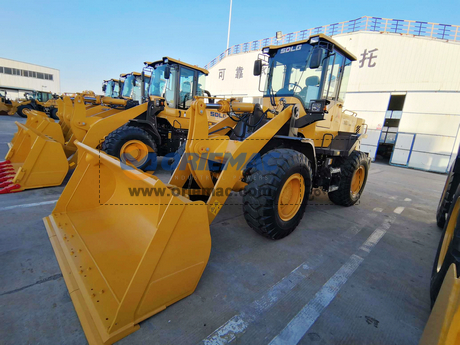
[280,45,302,54]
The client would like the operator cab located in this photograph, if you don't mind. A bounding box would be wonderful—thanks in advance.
[119,72,144,102]
[254,34,356,125]
[102,79,122,98]
[144,57,208,110]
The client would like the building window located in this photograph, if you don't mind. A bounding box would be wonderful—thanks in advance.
[0,66,54,81]
[388,95,406,111]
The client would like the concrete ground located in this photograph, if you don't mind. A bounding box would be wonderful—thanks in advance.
[0,114,446,345]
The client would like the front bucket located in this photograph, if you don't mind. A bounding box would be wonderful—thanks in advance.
[10,110,64,147]
[43,142,211,345]
[1,122,68,193]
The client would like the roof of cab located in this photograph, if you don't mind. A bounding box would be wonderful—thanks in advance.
[263,33,357,61]
[120,72,142,78]
[144,57,209,75]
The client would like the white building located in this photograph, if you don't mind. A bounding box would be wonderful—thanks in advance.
[205,16,460,173]
[0,57,60,100]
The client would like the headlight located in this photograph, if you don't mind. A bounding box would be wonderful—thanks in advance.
[263,47,269,53]
[310,101,323,112]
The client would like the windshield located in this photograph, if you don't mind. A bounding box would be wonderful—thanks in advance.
[113,81,120,97]
[121,75,142,101]
[25,93,35,100]
[265,43,325,108]
[148,65,167,97]
[104,81,113,97]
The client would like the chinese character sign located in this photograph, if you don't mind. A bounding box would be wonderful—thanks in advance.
[359,48,378,68]
[235,66,243,79]
[218,69,226,80]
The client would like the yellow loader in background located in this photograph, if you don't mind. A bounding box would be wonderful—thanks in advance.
[43,34,370,344]
[0,60,221,194]
[0,72,145,194]
[102,78,123,98]
[8,90,60,119]
[0,90,14,115]
[100,57,219,170]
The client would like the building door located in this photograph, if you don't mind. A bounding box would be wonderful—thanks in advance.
[376,94,406,162]
[391,133,415,166]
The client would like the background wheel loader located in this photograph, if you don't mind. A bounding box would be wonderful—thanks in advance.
[102,78,124,98]
[43,34,370,345]
[0,90,14,115]
[0,61,221,193]
[10,90,60,119]
[101,57,219,170]
[0,72,147,193]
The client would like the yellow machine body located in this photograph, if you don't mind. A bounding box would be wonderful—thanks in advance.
[44,93,366,343]
[43,34,369,343]
[419,264,460,345]
[43,142,211,344]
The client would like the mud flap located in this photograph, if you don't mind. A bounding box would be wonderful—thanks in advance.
[1,122,68,193]
[43,142,211,345]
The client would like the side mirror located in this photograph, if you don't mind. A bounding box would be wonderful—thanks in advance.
[164,66,171,80]
[253,59,263,76]
[102,84,107,92]
[309,48,323,69]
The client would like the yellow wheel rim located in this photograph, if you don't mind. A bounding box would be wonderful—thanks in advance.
[437,198,460,272]
[351,166,365,197]
[120,140,149,168]
[278,173,305,221]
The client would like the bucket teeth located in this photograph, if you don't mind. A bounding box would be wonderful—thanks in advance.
[0,175,15,183]
[0,170,14,178]
[0,181,21,194]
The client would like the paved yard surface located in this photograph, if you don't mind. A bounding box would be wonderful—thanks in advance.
[0,114,445,344]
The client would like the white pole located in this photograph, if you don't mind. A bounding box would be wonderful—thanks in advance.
[226,0,233,53]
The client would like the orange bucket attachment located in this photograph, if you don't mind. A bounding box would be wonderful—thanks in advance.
[43,142,211,345]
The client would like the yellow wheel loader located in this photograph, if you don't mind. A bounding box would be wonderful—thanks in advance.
[101,57,220,170]
[10,90,60,119]
[43,34,369,345]
[0,62,218,193]
[102,78,124,98]
[0,73,145,194]
[0,90,15,115]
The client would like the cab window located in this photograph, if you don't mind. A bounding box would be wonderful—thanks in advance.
[322,52,344,100]
[179,67,195,109]
[164,67,177,107]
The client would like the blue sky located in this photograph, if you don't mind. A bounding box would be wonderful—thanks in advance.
[2,0,459,92]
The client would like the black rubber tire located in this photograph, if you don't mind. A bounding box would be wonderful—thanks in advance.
[430,184,460,307]
[102,125,157,171]
[328,151,370,206]
[243,149,312,240]
[49,108,59,120]
[17,104,33,118]
[436,167,455,229]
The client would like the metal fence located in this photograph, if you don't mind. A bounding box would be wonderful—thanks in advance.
[204,16,460,70]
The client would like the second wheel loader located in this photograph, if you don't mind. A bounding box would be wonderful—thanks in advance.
[43,34,370,345]
[0,60,222,193]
